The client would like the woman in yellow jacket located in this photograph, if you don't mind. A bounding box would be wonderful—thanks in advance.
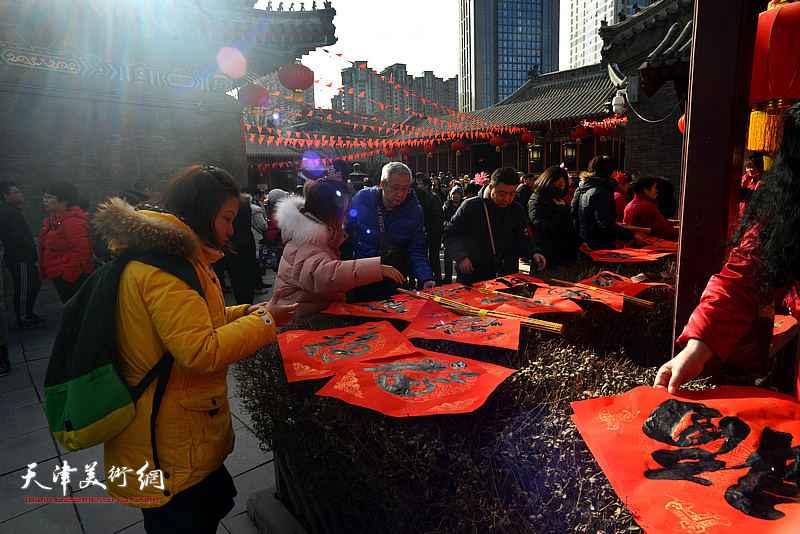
[93,165,297,533]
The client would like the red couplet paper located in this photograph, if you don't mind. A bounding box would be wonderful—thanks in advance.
[588,248,670,263]
[533,285,625,312]
[492,296,583,316]
[578,271,664,297]
[571,386,800,533]
[316,349,516,417]
[277,321,417,382]
[322,293,429,321]
[472,274,545,290]
[402,300,521,350]
[773,314,798,337]
[640,235,679,253]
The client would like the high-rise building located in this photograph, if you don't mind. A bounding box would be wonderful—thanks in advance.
[568,0,654,68]
[459,0,559,113]
[332,62,457,123]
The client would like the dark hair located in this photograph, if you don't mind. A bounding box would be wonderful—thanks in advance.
[302,178,351,228]
[745,153,765,172]
[733,101,800,297]
[587,155,616,180]
[631,173,657,195]
[0,181,16,197]
[490,167,520,187]
[134,179,152,193]
[465,182,481,196]
[331,159,350,177]
[522,173,536,182]
[532,166,569,196]
[151,165,240,249]
[419,176,432,188]
[45,182,79,207]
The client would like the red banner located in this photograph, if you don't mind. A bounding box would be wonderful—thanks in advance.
[534,285,625,312]
[572,386,800,533]
[640,235,679,253]
[316,349,516,417]
[578,271,666,297]
[588,249,671,263]
[322,293,429,321]
[401,300,521,350]
[277,321,417,382]
[473,274,545,290]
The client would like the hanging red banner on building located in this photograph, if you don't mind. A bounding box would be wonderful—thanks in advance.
[401,300,521,350]
[572,386,800,533]
[322,293,429,321]
[473,274,545,290]
[316,349,516,417]
[533,285,625,312]
[277,321,417,382]
[578,271,670,297]
[588,248,671,263]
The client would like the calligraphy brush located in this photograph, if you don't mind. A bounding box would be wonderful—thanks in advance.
[398,289,564,334]
[549,279,654,309]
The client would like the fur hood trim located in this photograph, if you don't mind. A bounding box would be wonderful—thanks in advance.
[274,196,332,247]
[93,197,201,259]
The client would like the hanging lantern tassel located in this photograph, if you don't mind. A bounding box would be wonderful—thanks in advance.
[746,100,794,153]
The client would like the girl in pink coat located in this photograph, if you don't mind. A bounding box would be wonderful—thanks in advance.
[273,179,405,319]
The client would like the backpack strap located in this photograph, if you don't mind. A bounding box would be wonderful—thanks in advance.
[126,253,208,473]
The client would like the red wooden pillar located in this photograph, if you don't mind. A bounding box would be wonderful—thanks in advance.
[672,0,761,356]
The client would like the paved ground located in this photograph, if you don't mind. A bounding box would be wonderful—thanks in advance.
[0,271,280,533]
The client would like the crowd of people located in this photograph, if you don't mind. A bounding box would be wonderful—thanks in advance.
[1,120,777,531]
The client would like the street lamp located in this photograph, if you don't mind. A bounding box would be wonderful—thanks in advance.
[528,143,543,163]
[562,140,578,162]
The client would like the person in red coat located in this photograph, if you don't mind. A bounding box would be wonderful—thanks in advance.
[623,173,679,241]
[613,170,632,222]
[739,153,764,216]
[654,102,800,395]
[38,182,94,303]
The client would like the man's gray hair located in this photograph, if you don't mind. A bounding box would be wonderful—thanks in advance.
[380,162,413,184]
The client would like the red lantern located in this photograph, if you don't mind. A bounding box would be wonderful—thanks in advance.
[385,148,398,158]
[278,62,314,102]
[592,123,612,137]
[520,131,536,145]
[238,84,270,108]
[451,140,466,156]
[571,124,588,140]
[399,146,413,157]
[424,143,437,158]
[678,114,685,134]
[747,2,800,152]
[489,135,506,152]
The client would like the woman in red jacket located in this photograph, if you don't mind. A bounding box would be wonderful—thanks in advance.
[655,102,800,394]
[623,173,679,241]
[38,182,94,303]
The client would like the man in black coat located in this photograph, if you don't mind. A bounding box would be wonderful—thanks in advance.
[418,176,444,285]
[443,167,546,285]
[0,182,43,329]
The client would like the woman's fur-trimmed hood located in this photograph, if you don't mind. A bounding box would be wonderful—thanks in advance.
[94,197,201,258]
[274,196,333,247]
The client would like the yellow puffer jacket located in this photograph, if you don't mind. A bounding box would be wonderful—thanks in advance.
[93,199,276,508]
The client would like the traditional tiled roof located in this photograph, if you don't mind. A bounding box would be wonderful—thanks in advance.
[642,20,692,70]
[600,0,693,51]
[462,64,617,128]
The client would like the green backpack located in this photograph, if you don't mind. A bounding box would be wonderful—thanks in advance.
[44,249,205,469]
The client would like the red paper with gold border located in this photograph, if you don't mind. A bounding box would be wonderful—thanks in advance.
[277,321,417,382]
[401,300,521,350]
[578,271,669,297]
[534,285,624,312]
[588,249,670,263]
[571,386,800,533]
[473,274,545,290]
[316,349,516,417]
[322,293,429,321]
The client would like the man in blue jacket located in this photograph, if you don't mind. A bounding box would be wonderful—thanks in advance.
[344,162,435,302]
[443,167,546,285]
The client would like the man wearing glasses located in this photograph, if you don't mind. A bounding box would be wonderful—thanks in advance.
[344,162,435,302]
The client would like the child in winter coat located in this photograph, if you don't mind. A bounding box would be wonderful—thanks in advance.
[274,179,405,319]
